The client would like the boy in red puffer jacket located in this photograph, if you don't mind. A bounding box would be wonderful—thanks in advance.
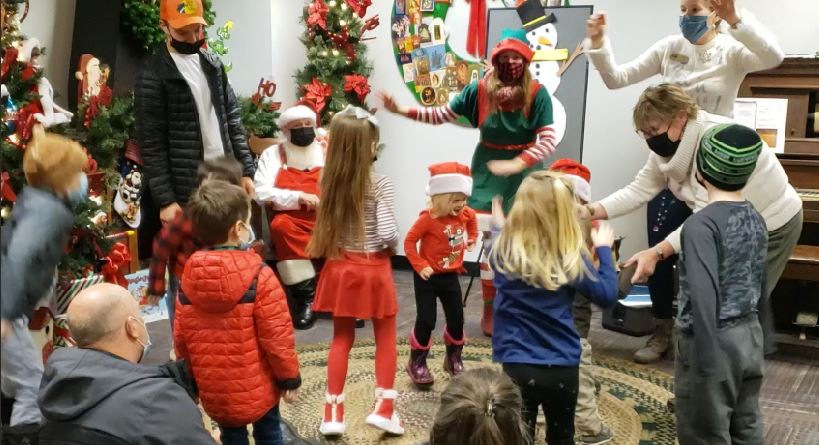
[175,179,301,445]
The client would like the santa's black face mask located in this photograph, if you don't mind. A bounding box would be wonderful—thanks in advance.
[646,132,681,157]
[290,127,316,147]
[170,37,205,54]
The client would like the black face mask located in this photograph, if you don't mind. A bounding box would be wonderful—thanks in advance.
[290,127,316,147]
[170,37,205,55]
[646,132,681,157]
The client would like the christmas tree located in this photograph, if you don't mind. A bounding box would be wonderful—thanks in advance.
[295,0,380,126]
[1,2,126,279]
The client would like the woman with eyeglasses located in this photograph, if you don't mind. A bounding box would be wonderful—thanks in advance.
[581,84,802,361]
[583,0,784,365]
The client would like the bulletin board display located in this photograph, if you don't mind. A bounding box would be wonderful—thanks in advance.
[390,0,485,108]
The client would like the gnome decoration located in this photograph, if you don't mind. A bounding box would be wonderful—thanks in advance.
[517,0,567,146]
[113,140,144,228]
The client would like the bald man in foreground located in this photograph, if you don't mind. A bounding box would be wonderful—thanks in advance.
[37,283,215,444]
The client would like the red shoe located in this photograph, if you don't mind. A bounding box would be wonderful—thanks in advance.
[365,388,404,435]
[319,393,346,437]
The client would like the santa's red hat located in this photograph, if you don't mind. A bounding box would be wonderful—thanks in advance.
[549,158,591,203]
[278,101,318,129]
[427,162,472,197]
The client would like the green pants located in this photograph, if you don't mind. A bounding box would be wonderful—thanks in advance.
[468,144,541,214]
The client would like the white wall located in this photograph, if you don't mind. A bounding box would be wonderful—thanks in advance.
[219,0,818,259]
[19,0,76,108]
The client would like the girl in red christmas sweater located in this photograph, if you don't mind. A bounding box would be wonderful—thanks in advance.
[308,106,403,437]
[404,162,477,388]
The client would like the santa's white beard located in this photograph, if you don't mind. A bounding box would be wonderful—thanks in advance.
[281,140,325,170]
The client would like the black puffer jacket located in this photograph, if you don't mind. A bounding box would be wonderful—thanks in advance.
[134,45,255,209]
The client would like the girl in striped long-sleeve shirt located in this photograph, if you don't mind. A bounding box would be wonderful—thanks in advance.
[380,28,558,337]
[308,106,404,437]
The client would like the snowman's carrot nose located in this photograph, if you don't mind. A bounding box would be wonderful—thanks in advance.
[538,36,553,46]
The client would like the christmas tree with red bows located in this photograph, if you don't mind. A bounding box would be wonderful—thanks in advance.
[295,0,379,126]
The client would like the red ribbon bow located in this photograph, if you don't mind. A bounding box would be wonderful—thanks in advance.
[307,0,329,30]
[346,0,372,18]
[1,171,16,203]
[344,74,371,102]
[303,78,333,113]
[101,243,131,288]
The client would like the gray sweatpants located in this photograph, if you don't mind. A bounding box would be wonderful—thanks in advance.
[0,318,44,427]
[759,210,803,355]
[674,319,764,445]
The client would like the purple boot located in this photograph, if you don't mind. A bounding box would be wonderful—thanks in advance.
[405,330,434,388]
[443,327,465,376]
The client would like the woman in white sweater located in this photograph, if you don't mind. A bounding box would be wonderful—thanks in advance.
[584,85,802,357]
[584,0,784,364]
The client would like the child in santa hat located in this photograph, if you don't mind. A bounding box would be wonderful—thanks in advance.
[549,158,614,445]
[404,162,478,389]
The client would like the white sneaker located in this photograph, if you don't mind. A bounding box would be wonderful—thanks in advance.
[365,388,404,435]
[319,393,346,437]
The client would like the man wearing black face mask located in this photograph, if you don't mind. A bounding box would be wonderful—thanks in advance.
[254,102,325,330]
[38,284,215,445]
[134,0,255,261]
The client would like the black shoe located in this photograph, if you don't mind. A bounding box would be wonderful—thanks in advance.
[290,278,317,330]
[355,319,365,328]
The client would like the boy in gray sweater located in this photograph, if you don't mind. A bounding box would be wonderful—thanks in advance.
[675,124,767,445]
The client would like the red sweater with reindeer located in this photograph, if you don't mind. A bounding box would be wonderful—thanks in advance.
[404,207,478,275]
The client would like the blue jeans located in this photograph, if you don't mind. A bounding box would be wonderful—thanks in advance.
[219,405,282,445]
[164,275,179,333]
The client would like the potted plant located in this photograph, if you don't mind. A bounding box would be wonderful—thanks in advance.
[240,94,281,155]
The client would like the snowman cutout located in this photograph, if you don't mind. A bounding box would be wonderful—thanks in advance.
[517,0,567,146]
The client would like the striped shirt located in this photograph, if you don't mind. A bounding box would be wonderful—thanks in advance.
[342,173,399,253]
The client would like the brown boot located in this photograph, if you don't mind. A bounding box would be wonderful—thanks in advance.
[633,319,673,364]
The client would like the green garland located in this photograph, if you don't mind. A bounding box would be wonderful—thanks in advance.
[121,0,216,54]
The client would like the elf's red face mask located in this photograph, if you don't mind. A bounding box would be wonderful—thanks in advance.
[496,60,525,84]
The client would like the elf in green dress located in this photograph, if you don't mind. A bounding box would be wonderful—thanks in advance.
[380,28,557,336]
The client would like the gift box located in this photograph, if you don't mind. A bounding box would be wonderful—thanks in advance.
[125,269,169,323]
[105,230,140,274]
[55,273,105,315]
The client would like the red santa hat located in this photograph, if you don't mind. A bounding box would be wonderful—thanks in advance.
[427,162,472,197]
[549,158,591,203]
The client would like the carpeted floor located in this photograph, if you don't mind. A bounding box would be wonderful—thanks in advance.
[145,269,819,444]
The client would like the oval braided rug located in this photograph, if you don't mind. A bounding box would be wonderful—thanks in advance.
[205,339,677,444]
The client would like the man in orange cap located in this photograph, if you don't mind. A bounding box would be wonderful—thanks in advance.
[135,0,255,260]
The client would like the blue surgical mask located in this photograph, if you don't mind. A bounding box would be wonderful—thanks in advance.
[240,221,256,251]
[679,15,710,44]
[67,174,89,207]
[131,316,153,363]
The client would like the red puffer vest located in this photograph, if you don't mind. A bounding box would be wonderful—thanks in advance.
[174,249,301,427]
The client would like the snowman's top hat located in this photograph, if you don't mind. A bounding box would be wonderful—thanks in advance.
[517,0,556,32]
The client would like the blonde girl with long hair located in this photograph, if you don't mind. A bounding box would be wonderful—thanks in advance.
[379,27,558,337]
[489,171,618,445]
[307,106,403,437]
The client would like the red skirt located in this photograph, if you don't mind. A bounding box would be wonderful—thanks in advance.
[312,250,398,320]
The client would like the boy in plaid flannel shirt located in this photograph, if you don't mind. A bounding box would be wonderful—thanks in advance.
[147,157,245,331]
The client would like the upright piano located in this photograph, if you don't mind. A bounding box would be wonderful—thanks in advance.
[740,57,819,348]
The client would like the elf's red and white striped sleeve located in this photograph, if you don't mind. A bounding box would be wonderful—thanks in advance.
[518,125,556,166]
[406,106,460,125]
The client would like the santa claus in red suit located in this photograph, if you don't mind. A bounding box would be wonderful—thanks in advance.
[254,102,324,330]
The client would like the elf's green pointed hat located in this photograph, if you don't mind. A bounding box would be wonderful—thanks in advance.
[491,28,534,64]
